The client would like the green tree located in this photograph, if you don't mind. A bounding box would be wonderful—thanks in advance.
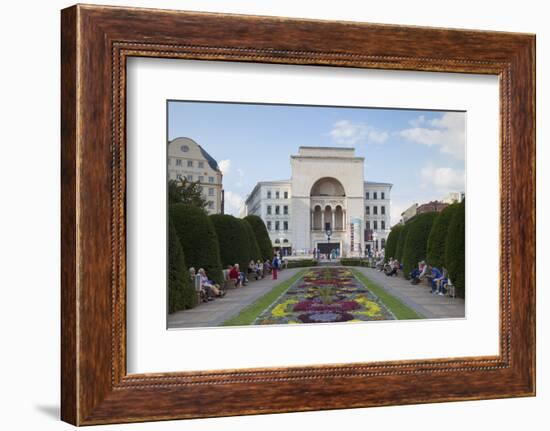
[210,214,251,271]
[402,212,438,276]
[384,224,403,263]
[243,215,273,261]
[427,203,459,269]
[445,200,466,298]
[168,218,197,313]
[242,219,262,262]
[168,178,208,210]
[169,203,224,284]
[395,222,411,263]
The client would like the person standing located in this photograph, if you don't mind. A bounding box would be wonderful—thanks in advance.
[272,254,279,280]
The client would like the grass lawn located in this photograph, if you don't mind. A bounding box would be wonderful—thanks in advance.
[222,269,306,326]
[351,269,423,320]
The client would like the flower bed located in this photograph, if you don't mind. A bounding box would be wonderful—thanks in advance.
[255,267,394,324]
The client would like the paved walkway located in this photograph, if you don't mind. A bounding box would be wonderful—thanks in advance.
[355,267,465,319]
[167,267,303,329]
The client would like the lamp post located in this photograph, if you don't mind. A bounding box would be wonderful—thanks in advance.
[325,228,332,261]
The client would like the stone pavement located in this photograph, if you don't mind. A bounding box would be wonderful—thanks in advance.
[167,267,303,329]
[354,267,465,319]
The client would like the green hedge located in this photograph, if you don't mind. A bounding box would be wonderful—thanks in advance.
[395,222,411,262]
[210,214,251,271]
[169,203,224,285]
[286,259,318,268]
[385,224,403,262]
[340,258,363,266]
[168,218,197,313]
[427,203,459,269]
[244,215,273,260]
[402,212,438,276]
[243,219,262,262]
[445,200,465,298]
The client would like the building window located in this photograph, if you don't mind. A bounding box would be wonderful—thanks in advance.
[181,145,189,152]
[381,192,385,200]
[275,221,280,231]
[366,192,370,200]
[208,188,214,196]
[283,221,288,230]
[275,205,280,215]
[381,220,386,230]
[374,220,378,230]
[208,176,214,183]
[373,206,378,215]
[373,192,378,200]
[187,175,193,181]
[267,205,272,215]
[366,221,370,230]
[275,191,280,199]
[267,191,272,199]
[366,206,370,215]
[283,205,288,215]
[187,160,193,167]
[267,221,272,230]
[381,238,386,249]
[381,206,386,215]
[176,159,182,166]
[198,161,204,168]
[176,174,182,180]
[208,201,214,209]
[198,175,204,183]
[284,191,288,199]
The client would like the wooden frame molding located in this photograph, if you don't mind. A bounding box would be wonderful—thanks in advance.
[61,4,535,425]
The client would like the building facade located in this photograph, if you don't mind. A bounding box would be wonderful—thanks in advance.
[167,137,224,214]
[244,147,392,256]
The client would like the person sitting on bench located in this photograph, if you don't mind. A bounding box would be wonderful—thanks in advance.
[410,261,427,284]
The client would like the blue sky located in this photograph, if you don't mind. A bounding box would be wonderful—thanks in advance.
[168,101,465,224]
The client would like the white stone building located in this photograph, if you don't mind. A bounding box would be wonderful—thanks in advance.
[244,147,392,257]
[167,137,223,214]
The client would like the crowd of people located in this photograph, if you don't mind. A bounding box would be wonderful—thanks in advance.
[372,253,451,296]
[189,253,287,303]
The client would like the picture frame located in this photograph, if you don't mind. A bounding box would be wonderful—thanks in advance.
[60,4,535,425]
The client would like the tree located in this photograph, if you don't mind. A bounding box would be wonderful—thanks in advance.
[168,218,196,312]
[402,212,438,276]
[243,215,273,260]
[242,219,262,262]
[210,214,251,270]
[427,203,459,269]
[445,200,465,298]
[384,224,403,263]
[169,203,224,284]
[395,222,411,263]
[168,178,208,210]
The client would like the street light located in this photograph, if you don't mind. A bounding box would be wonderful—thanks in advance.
[325,227,332,260]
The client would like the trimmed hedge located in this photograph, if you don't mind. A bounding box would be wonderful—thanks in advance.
[243,219,262,262]
[402,212,439,276]
[244,215,273,260]
[169,203,224,285]
[286,259,318,268]
[210,214,251,271]
[427,203,459,269]
[340,258,363,266]
[395,222,411,262]
[445,200,465,298]
[385,224,403,262]
[168,218,197,313]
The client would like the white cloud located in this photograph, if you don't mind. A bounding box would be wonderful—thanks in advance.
[224,190,245,216]
[218,159,231,175]
[398,112,465,160]
[329,120,389,146]
[421,165,465,191]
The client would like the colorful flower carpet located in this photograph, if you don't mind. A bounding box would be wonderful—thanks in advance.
[255,267,395,325]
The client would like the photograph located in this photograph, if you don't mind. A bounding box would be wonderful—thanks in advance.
[166,101,466,328]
